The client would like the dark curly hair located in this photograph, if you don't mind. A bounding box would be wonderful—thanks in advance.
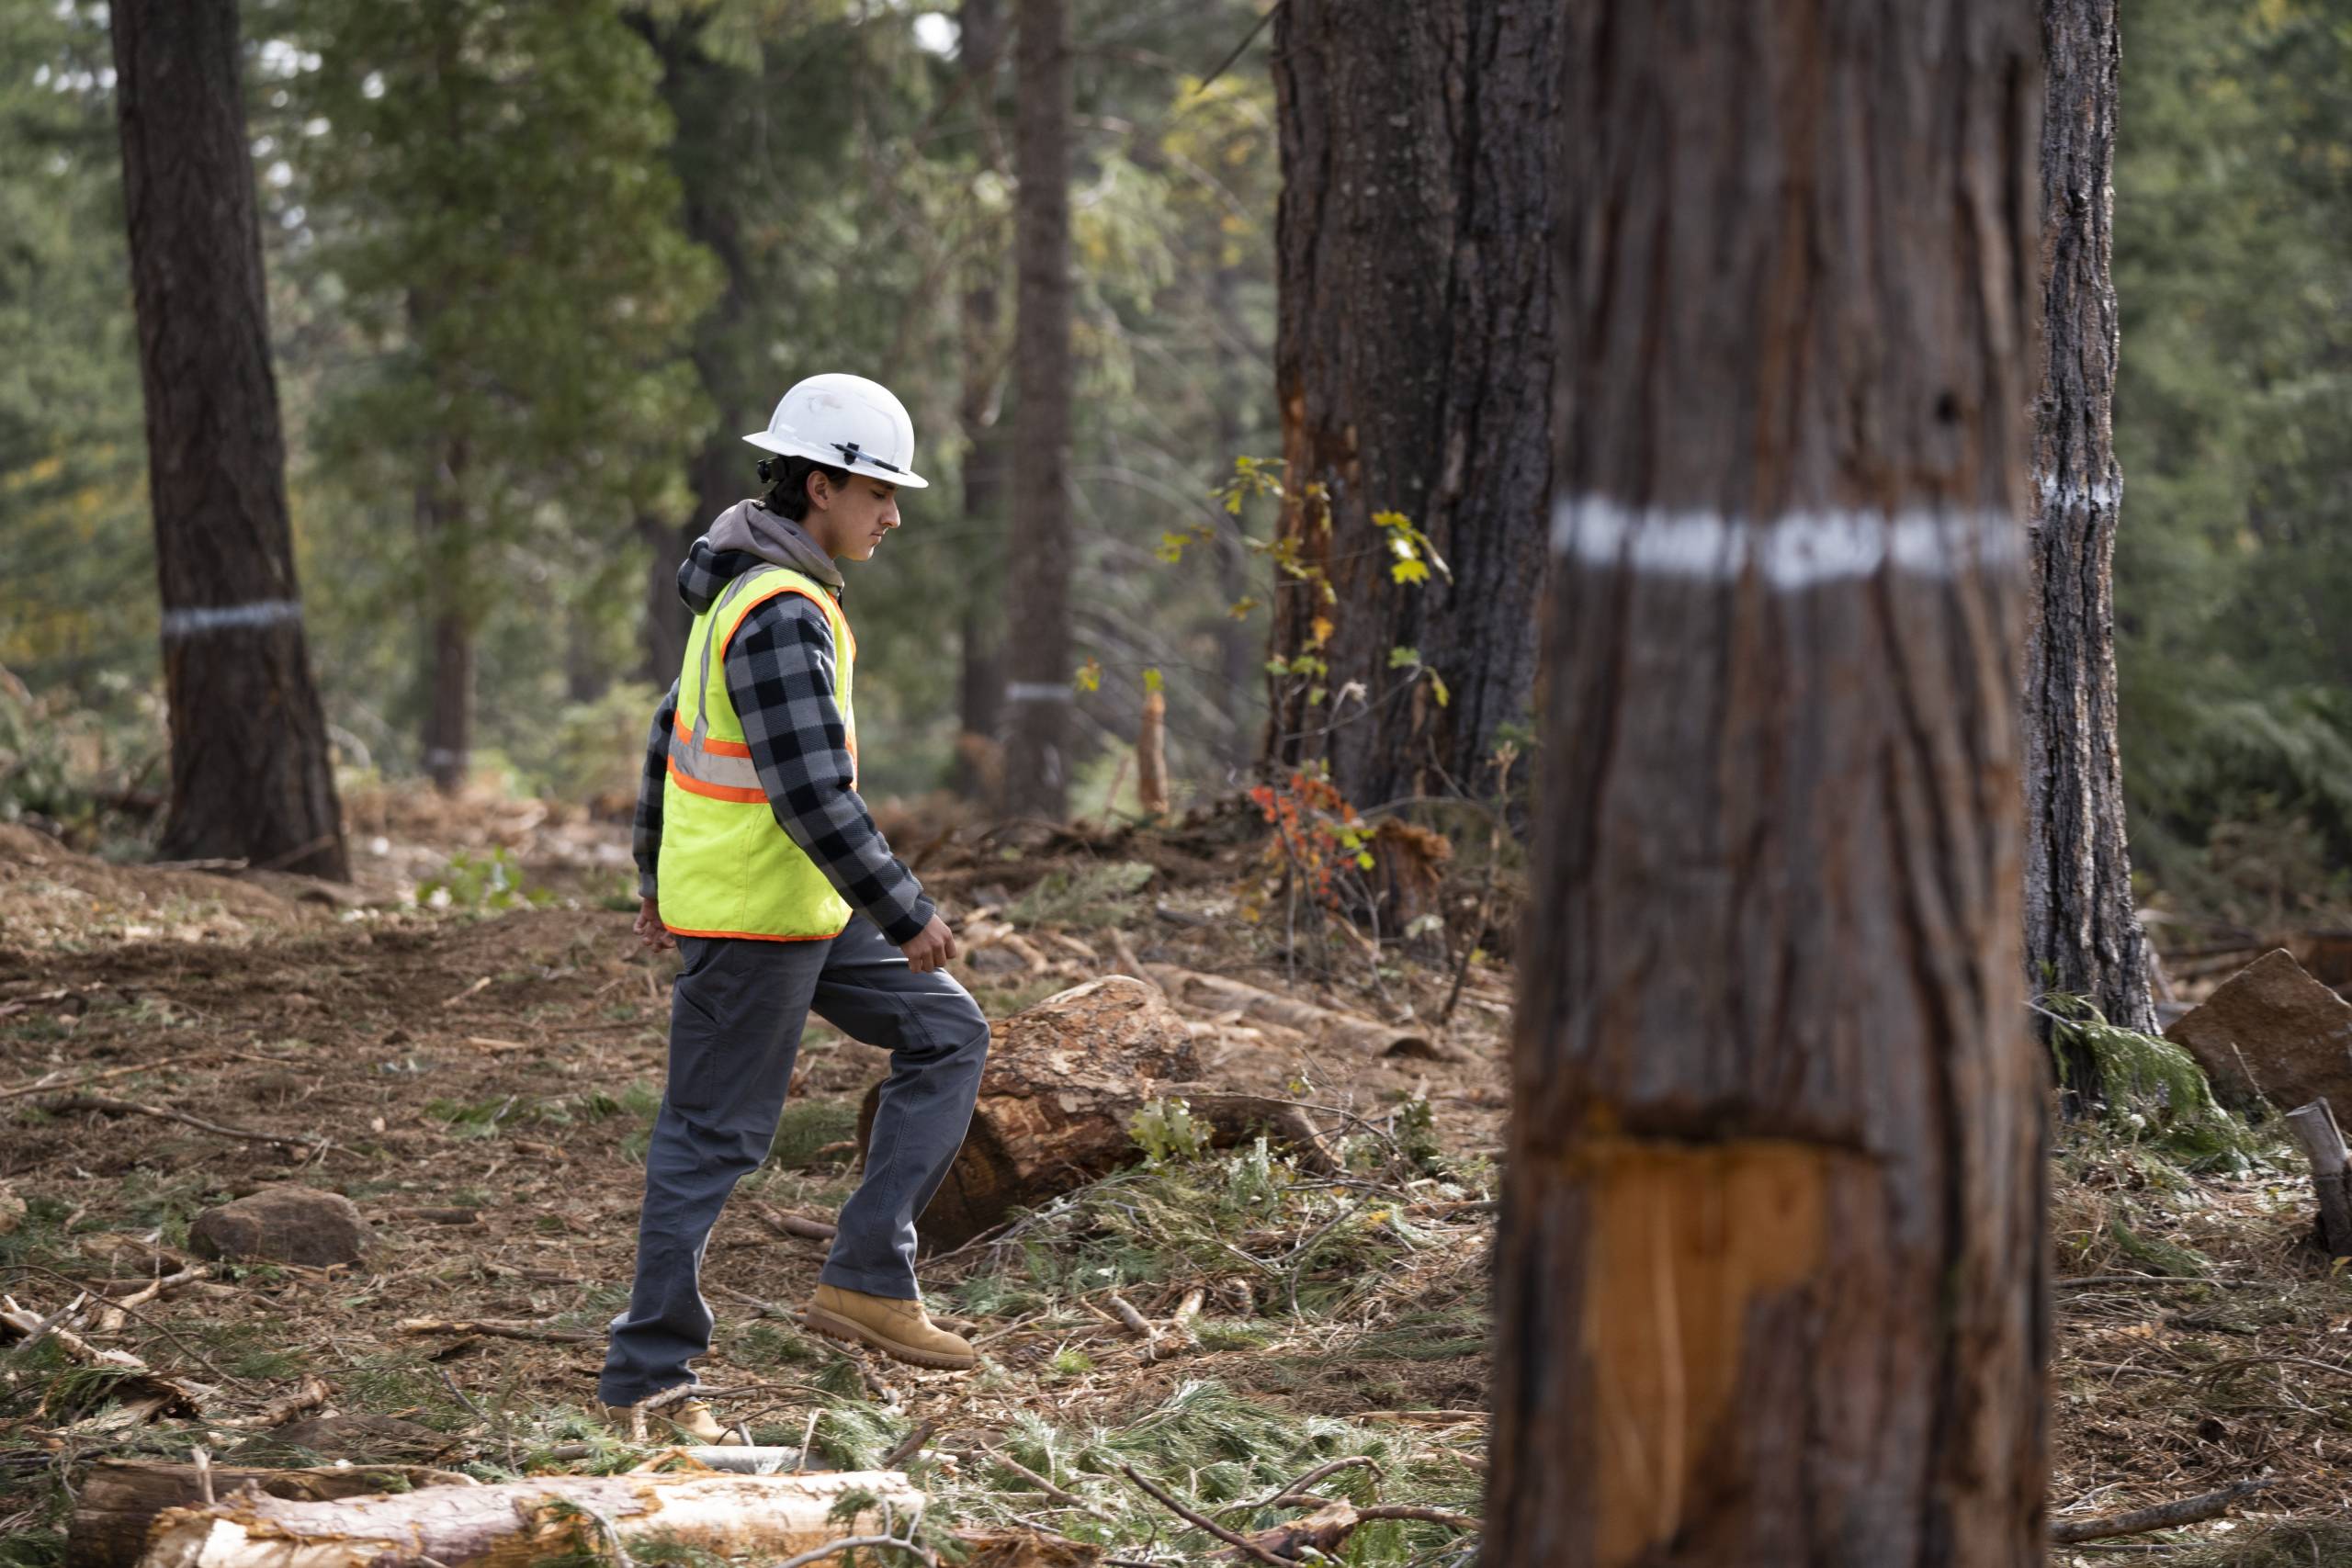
[757,454,852,521]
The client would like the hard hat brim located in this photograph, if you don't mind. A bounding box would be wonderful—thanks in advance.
[742,429,930,489]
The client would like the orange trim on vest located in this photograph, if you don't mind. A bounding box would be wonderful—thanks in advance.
[718,580,853,665]
[673,715,753,758]
[667,755,767,804]
[659,920,846,943]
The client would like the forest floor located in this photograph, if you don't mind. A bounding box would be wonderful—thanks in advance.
[0,791,2347,1566]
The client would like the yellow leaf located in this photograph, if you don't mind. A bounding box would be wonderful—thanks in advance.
[1309,615,1334,649]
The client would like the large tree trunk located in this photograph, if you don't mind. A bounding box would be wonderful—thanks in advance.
[2030,0,2155,1100]
[951,0,1011,800]
[1263,0,1555,811]
[108,0,347,881]
[1487,6,2048,1565]
[1000,0,1074,819]
[413,446,473,796]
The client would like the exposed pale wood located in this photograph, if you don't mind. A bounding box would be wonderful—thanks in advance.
[136,1471,921,1568]
[2285,1099,2352,1258]
[394,1316,596,1344]
[1136,689,1169,818]
[67,1461,471,1568]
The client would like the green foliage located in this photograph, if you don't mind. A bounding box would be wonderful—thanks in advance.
[763,1100,860,1169]
[2115,0,2352,912]
[1127,1097,1211,1164]
[416,847,547,911]
[2043,996,2268,1171]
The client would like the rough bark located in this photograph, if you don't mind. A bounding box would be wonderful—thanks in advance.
[136,1471,921,1568]
[1487,6,2048,1566]
[108,0,347,880]
[68,1461,470,1568]
[1264,0,1556,809]
[2029,0,2155,1102]
[952,0,1010,799]
[1001,0,1074,818]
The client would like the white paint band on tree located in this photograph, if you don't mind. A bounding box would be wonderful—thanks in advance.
[160,599,304,638]
[1548,496,2025,589]
[1003,683,1076,704]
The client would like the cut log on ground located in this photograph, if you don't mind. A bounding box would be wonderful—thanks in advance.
[859,978,1345,1247]
[67,1460,473,1568]
[862,976,1196,1247]
[2285,1099,2352,1258]
[135,1470,922,1568]
[1142,965,1441,1058]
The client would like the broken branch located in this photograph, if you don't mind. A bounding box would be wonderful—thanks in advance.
[2051,1478,2268,1544]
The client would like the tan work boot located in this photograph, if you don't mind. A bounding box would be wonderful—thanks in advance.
[804,1283,977,1371]
[600,1394,739,1444]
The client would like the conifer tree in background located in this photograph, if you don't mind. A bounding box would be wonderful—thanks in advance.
[951,0,1012,800]
[288,0,714,794]
[1001,0,1075,818]
[2030,0,2158,1094]
[1488,4,2047,1561]
[107,0,347,878]
[1263,0,1557,811]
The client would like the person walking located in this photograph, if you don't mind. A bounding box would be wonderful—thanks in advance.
[599,373,988,1442]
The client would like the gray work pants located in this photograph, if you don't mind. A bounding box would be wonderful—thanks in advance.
[598,915,990,1406]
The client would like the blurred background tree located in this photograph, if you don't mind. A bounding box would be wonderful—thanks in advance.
[22,0,2352,931]
[3,0,1279,841]
[2114,0,2352,926]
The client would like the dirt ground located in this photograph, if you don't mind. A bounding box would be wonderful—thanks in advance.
[1,796,2347,1564]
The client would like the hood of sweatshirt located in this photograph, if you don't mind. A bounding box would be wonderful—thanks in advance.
[677,498,844,615]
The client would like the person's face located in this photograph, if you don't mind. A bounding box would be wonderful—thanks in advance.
[808,470,901,561]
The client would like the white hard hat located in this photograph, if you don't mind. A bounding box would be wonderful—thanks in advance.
[743,373,930,489]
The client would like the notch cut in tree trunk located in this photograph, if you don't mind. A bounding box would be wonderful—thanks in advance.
[2284,1099,2352,1258]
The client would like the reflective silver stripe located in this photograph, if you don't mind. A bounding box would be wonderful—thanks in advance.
[669,734,763,793]
[687,568,788,762]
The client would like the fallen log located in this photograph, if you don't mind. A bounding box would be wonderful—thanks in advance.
[1142,965,1440,1058]
[66,1460,473,1568]
[135,1470,922,1568]
[860,976,1197,1247]
[857,979,1342,1247]
[2050,1478,2267,1545]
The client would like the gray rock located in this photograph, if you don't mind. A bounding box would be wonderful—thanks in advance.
[2167,948,2352,1117]
[188,1185,370,1267]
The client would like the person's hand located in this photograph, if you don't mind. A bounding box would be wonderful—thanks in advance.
[634,896,675,953]
[899,912,957,974]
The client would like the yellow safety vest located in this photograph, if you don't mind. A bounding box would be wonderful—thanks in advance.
[657,565,858,942]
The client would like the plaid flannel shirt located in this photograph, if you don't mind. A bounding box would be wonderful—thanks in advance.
[634,558,934,946]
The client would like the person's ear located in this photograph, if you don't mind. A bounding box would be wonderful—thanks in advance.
[806,470,831,512]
